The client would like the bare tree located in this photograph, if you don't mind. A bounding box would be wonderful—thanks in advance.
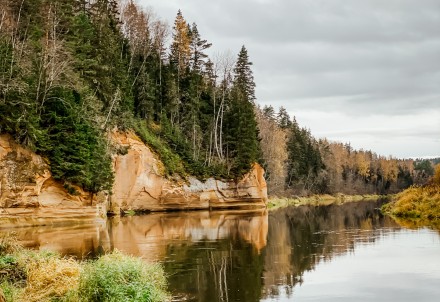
[212,51,234,162]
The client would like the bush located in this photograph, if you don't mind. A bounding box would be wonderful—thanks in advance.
[20,252,80,302]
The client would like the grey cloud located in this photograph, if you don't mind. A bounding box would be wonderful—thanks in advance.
[194,0,440,44]
[319,127,440,140]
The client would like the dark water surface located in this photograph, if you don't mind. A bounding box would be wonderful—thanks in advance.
[1,200,440,301]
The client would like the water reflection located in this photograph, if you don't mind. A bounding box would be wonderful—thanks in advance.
[105,209,268,258]
[0,222,106,258]
[1,201,440,301]
[105,210,268,302]
[262,200,399,298]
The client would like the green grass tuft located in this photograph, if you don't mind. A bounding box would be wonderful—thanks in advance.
[79,251,169,302]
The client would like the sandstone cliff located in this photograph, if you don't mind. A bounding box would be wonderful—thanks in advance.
[0,132,267,217]
[0,134,93,209]
[111,131,267,213]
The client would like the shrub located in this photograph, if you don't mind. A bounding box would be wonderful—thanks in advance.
[132,119,186,177]
[132,118,229,180]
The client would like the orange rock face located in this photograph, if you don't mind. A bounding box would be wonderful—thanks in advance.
[110,131,268,212]
[0,134,93,210]
[0,132,268,216]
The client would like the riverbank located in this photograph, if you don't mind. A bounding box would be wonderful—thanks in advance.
[382,185,440,228]
[267,194,388,210]
[0,238,169,302]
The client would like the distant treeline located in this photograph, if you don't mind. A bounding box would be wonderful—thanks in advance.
[256,105,437,196]
[0,0,260,193]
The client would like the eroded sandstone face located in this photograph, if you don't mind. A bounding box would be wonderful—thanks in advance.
[110,131,268,212]
[0,132,268,216]
[0,134,96,212]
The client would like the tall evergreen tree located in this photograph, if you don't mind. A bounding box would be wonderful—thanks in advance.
[170,10,191,78]
[225,46,260,179]
[277,106,292,129]
[232,46,256,103]
[189,23,212,73]
[285,119,323,192]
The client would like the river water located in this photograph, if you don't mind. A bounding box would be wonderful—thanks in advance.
[1,200,440,301]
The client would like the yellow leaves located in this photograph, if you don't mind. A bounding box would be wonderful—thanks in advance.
[355,152,370,178]
[432,164,440,185]
[379,157,399,183]
[172,11,191,71]
[388,185,440,221]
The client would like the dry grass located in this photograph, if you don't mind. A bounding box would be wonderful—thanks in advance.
[0,237,20,255]
[0,238,169,302]
[382,185,440,221]
[20,254,80,302]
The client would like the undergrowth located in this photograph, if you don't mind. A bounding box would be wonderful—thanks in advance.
[0,237,169,302]
[132,119,229,180]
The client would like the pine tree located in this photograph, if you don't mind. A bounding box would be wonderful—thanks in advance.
[262,105,276,121]
[225,46,260,179]
[170,10,191,78]
[232,46,255,103]
[285,119,323,192]
[189,23,212,73]
[277,106,292,129]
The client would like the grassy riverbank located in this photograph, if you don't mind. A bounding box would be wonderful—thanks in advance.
[382,165,440,228]
[382,185,440,224]
[0,238,169,302]
[267,194,387,210]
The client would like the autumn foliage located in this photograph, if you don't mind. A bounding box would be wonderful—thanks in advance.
[256,105,436,196]
[382,164,440,223]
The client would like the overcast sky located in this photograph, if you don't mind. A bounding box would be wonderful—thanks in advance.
[138,0,440,159]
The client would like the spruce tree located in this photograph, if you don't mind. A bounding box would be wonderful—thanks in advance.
[233,46,256,103]
[285,119,323,192]
[277,106,292,129]
[189,23,212,73]
[225,46,260,179]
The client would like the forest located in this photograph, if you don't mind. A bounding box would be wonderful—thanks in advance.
[0,0,260,193]
[256,105,437,196]
[0,0,436,197]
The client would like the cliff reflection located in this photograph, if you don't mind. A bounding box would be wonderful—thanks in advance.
[105,209,268,261]
[0,223,106,259]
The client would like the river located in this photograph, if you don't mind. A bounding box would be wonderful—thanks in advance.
[1,200,439,301]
